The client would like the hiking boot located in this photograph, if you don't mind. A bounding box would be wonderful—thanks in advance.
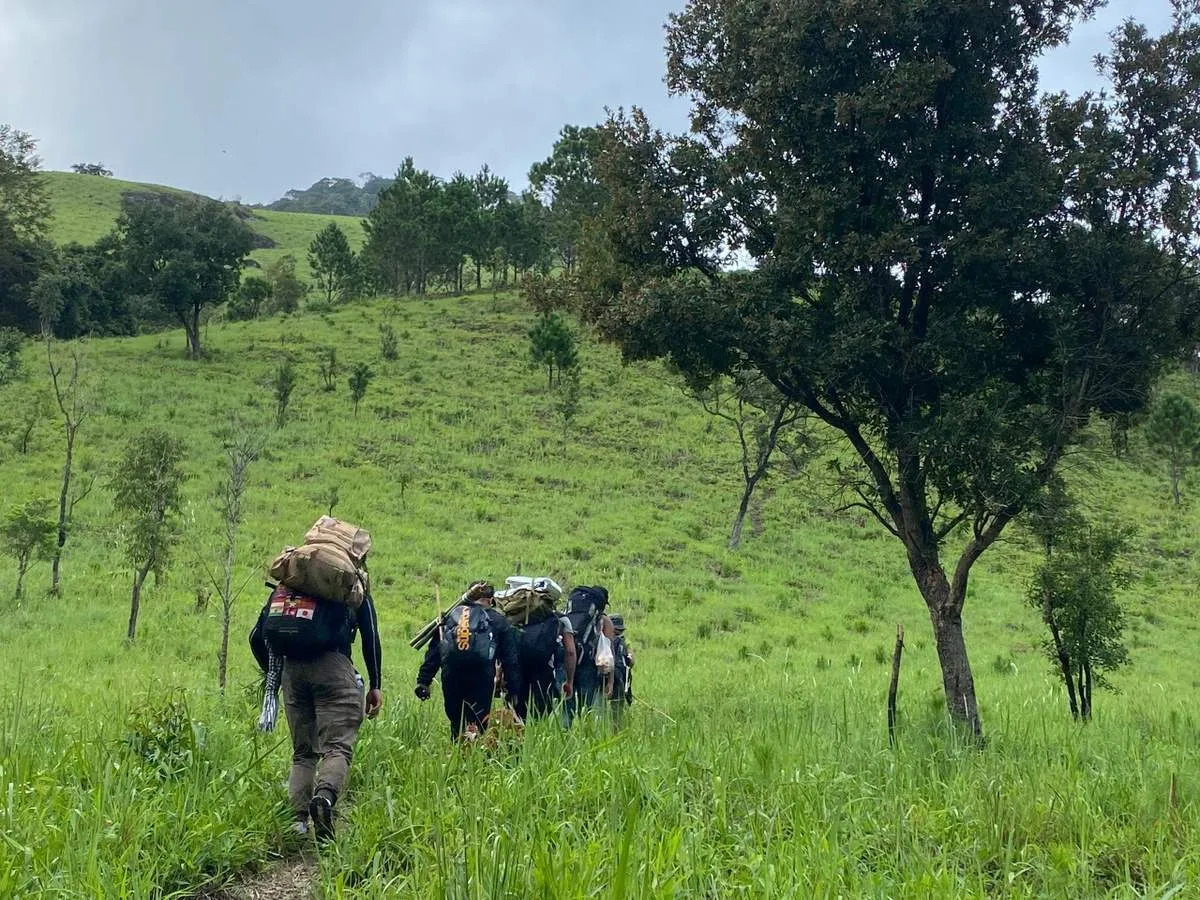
[291,818,310,836]
[309,793,334,842]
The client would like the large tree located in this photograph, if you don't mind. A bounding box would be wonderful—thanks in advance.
[529,125,606,273]
[361,158,443,295]
[467,166,510,289]
[0,125,51,242]
[117,196,253,357]
[573,1,1200,735]
[0,125,52,332]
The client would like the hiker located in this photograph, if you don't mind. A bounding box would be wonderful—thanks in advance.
[514,610,577,721]
[414,580,523,741]
[249,519,382,842]
[493,576,577,721]
[564,585,615,725]
[610,614,635,722]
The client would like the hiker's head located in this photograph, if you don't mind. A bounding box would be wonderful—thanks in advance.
[466,581,495,605]
[610,614,625,634]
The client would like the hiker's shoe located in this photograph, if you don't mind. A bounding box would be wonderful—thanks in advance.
[309,794,334,842]
[291,819,309,836]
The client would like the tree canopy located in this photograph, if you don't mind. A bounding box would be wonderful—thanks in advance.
[118,196,253,358]
[308,222,357,304]
[529,125,606,273]
[570,0,1200,734]
[362,158,550,296]
[0,125,51,332]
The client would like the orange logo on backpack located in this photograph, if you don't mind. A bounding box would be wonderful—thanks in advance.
[455,607,471,651]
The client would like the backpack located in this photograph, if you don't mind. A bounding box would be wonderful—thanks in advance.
[261,584,354,659]
[439,603,496,669]
[497,587,557,627]
[566,586,609,666]
[515,615,561,672]
[268,516,371,608]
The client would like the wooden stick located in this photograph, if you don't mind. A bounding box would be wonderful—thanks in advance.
[887,623,905,748]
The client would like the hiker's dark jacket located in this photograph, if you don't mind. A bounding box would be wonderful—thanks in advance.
[417,603,523,698]
[249,591,383,691]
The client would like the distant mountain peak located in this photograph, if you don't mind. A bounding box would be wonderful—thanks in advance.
[266,175,391,215]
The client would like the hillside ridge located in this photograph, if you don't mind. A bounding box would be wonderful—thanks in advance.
[40,170,366,280]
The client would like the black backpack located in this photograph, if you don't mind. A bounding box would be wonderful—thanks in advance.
[439,603,496,669]
[566,586,608,665]
[515,615,560,672]
[262,585,353,659]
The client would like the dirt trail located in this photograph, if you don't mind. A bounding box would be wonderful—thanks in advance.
[201,858,317,900]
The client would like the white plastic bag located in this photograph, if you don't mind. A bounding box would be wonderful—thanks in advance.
[503,575,563,602]
[594,633,615,674]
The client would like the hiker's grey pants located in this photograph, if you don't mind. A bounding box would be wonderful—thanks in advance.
[281,650,364,816]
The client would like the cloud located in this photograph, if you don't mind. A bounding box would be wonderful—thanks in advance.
[0,0,1179,203]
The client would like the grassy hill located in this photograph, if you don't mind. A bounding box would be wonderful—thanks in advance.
[1,287,1198,895]
[41,171,366,281]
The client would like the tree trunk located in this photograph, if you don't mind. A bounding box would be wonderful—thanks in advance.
[887,624,905,747]
[475,260,482,290]
[1081,659,1093,722]
[14,556,29,602]
[1170,463,1182,506]
[185,306,202,359]
[51,425,75,597]
[729,476,759,549]
[919,572,982,737]
[1043,589,1079,720]
[127,565,150,642]
[1050,622,1079,720]
[218,551,236,693]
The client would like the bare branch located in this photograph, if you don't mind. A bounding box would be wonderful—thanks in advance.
[836,498,900,537]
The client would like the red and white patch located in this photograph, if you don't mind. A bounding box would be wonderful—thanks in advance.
[288,601,316,620]
[268,590,318,619]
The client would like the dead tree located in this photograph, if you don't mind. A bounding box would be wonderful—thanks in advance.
[695,370,811,548]
[887,624,905,747]
[45,336,89,596]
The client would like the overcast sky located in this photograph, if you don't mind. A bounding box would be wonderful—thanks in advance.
[0,0,1176,205]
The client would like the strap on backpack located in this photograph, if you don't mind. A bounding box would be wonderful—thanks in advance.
[578,611,599,661]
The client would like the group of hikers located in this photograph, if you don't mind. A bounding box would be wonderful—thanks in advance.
[248,516,635,840]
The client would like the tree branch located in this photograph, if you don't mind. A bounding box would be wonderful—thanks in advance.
[851,483,901,537]
[934,510,971,544]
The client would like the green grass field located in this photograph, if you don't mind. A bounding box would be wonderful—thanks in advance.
[40,171,366,282]
[1,286,1199,897]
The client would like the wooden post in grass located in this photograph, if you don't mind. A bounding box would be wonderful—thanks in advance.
[887,624,904,747]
